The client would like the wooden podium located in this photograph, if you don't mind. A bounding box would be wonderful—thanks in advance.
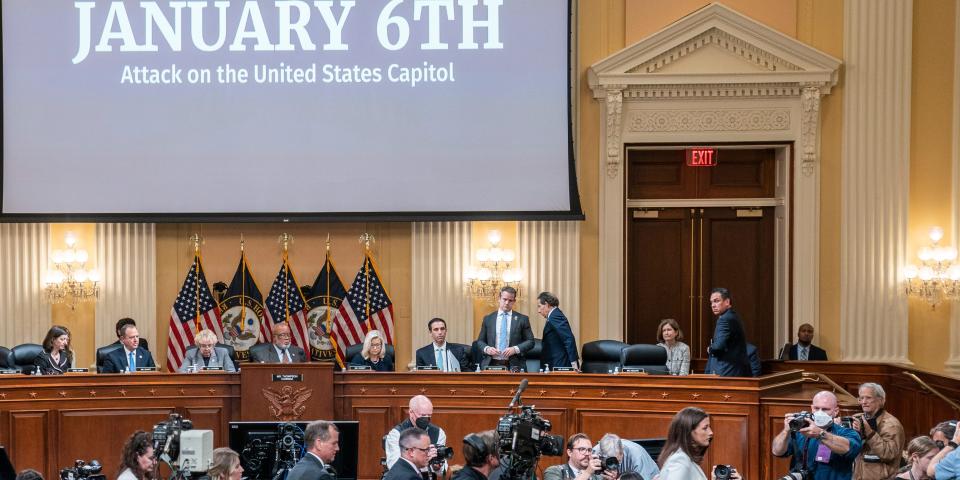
[240,363,334,421]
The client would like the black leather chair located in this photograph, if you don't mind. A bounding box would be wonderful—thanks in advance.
[182,342,238,367]
[96,343,122,373]
[580,340,628,373]
[10,343,44,374]
[447,342,473,371]
[0,346,11,369]
[247,343,273,363]
[525,338,542,373]
[619,344,669,375]
[344,343,395,365]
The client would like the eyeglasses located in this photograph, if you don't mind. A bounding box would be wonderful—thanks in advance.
[275,333,292,338]
[572,447,592,453]
[198,343,216,349]
[406,446,430,453]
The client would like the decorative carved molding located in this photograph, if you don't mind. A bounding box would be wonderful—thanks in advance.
[262,385,313,421]
[605,86,625,178]
[800,85,822,176]
[623,84,803,100]
[629,108,790,133]
[628,28,803,74]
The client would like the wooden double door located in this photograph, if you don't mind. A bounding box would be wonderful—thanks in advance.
[626,206,776,361]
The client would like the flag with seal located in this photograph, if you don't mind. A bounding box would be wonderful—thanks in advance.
[304,252,347,363]
[218,253,267,361]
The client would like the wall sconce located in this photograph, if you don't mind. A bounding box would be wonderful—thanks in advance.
[904,226,960,309]
[44,232,100,310]
[464,230,522,305]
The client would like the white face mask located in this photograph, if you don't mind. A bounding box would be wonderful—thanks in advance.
[813,410,833,428]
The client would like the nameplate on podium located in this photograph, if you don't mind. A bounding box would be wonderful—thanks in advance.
[67,368,89,373]
[136,367,158,372]
[0,370,19,375]
[348,365,372,371]
[416,366,439,371]
[484,366,508,371]
[200,366,224,371]
[621,367,648,374]
[272,374,303,381]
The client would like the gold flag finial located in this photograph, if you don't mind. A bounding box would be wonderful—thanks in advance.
[189,233,202,254]
[326,233,332,253]
[358,233,375,251]
[240,233,245,252]
[279,232,293,253]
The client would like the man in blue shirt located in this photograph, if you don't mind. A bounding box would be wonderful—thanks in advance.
[928,425,960,479]
[771,390,863,480]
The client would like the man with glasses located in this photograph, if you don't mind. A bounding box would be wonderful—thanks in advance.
[595,433,660,480]
[178,329,236,373]
[477,286,535,372]
[249,323,307,363]
[385,395,446,473]
[384,427,431,480]
[544,434,603,480]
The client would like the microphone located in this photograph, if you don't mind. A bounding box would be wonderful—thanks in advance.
[508,378,529,408]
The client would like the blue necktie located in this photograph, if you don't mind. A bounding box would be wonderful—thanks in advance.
[497,312,508,352]
[436,348,445,371]
[128,351,135,372]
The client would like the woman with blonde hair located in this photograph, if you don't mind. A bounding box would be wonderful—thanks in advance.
[889,436,938,479]
[206,448,244,480]
[656,318,690,375]
[34,325,73,375]
[349,329,394,371]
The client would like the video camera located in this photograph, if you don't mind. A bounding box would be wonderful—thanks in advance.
[273,423,305,479]
[59,460,105,480]
[152,413,214,476]
[496,379,564,480]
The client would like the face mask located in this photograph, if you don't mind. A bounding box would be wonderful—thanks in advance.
[813,411,833,428]
[415,416,431,429]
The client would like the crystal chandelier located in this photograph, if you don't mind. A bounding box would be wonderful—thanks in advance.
[904,226,960,309]
[44,232,100,310]
[464,230,522,305]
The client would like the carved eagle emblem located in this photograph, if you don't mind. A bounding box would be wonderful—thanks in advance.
[261,385,313,421]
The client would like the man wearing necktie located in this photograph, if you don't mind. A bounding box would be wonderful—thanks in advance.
[249,323,307,363]
[415,318,472,371]
[101,324,156,373]
[783,323,828,361]
[476,287,534,372]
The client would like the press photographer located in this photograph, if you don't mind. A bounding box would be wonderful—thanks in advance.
[384,395,447,477]
[657,407,744,480]
[452,431,500,480]
[771,391,863,480]
[59,460,105,480]
[595,434,660,480]
[384,428,431,480]
[850,383,904,480]
[542,434,602,480]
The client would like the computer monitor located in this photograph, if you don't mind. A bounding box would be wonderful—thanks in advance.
[228,421,358,480]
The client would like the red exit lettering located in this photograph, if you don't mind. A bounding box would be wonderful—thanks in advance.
[686,148,718,167]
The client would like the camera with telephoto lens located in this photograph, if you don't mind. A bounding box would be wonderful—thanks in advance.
[788,412,814,432]
[593,455,620,474]
[713,464,733,480]
[430,445,454,466]
[777,472,810,480]
[60,460,106,480]
[496,405,564,480]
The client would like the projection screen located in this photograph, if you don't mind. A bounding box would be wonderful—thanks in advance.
[1,0,581,222]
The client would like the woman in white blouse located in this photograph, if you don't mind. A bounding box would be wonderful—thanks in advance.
[658,407,743,480]
[656,318,690,375]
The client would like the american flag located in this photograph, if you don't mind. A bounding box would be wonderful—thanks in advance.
[332,253,394,364]
[167,255,222,372]
[264,259,310,351]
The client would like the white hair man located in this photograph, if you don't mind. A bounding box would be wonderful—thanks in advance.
[852,383,905,480]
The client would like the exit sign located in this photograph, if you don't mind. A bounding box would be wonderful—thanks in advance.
[686,148,718,167]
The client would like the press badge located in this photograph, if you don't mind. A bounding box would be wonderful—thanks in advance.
[815,443,832,463]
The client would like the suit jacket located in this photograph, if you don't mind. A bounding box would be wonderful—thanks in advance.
[415,343,472,372]
[476,310,535,371]
[383,458,422,480]
[34,350,72,375]
[707,308,751,377]
[248,344,307,363]
[787,343,828,361]
[286,453,335,480]
[540,308,578,369]
[178,347,236,373]
[102,346,156,373]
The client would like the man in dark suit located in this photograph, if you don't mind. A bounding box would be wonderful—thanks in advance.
[706,287,751,377]
[476,287,535,371]
[286,420,339,480]
[110,317,150,351]
[102,325,156,373]
[784,323,828,361]
[384,427,431,480]
[535,292,579,370]
[249,323,307,363]
[415,318,472,372]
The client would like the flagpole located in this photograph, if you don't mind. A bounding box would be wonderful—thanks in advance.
[325,234,332,331]
[359,233,375,323]
[280,233,292,326]
[240,234,246,339]
[191,234,202,334]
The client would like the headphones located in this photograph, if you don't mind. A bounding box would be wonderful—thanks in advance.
[463,434,489,459]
